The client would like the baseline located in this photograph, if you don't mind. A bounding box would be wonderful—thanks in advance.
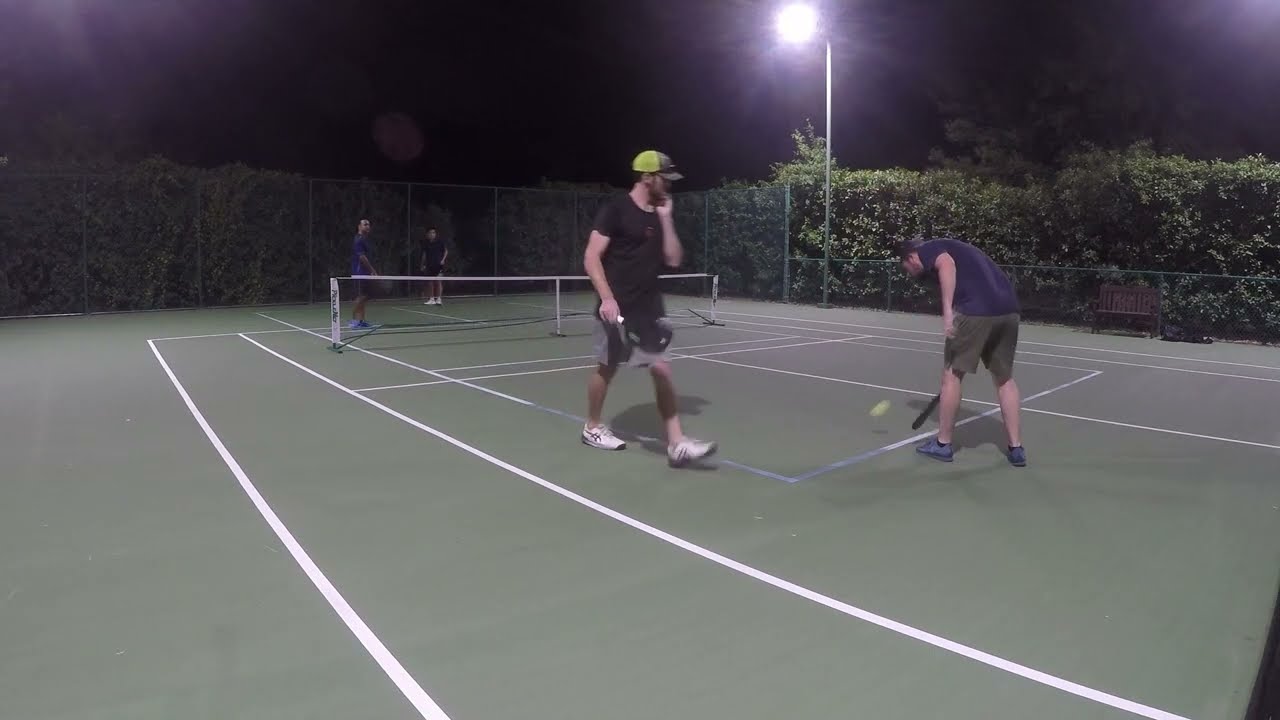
[146,339,452,719]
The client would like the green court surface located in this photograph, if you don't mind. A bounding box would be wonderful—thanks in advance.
[4,292,1280,720]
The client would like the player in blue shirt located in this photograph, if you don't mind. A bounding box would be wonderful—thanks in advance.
[897,237,1026,466]
[350,219,377,329]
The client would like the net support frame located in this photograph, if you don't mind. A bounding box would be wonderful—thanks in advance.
[329,276,341,351]
[325,272,720,352]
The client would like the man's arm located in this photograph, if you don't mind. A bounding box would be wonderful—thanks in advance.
[583,229,614,302]
[934,251,956,332]
[656,200,682,268]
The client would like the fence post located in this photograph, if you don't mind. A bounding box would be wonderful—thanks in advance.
[492,187,499,295]
[406,182,413,277]
[886,264,893,311]
[783,184,791,302]
[703,190,710,273]
[81,176,89,314]
[195,178,203,308]
[307,179,314,304]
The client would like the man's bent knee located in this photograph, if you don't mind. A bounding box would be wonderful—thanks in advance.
[648,360,674,380]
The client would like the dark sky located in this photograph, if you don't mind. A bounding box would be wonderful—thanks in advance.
[3,0,1280,189]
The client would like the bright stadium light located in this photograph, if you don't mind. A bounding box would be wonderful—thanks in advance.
[775,3,834,306]
[776,4,818,44]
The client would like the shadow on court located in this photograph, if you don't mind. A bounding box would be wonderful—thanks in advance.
[609,395,717,469]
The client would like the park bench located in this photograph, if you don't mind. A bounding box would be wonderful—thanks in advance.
[1091,283,1162,336]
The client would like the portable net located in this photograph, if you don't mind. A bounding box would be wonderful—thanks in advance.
[327,272,719,351]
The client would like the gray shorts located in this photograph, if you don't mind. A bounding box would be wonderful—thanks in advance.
[593,317,674,368]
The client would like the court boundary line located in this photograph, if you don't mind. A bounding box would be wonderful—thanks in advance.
[708,309,1280,371]
[677,351,1280,452]
[699,315,1280,383]
[354,335,873,394]
[790,370,1104,481]
[253,312,794,483]
[146,339,452,720]
[237,331,1192,720]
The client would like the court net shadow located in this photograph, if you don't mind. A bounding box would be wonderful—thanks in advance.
[609,395,718,470]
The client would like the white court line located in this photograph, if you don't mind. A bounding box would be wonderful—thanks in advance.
[255,314,547,408]
[151,325,333,342]
[358,365,595,392]
[146,340,451,720]
[677,351,1280,452]
[794,370,1105,480]
[706,316,1280,383]
[1019,408,1280,451]
[429,335,804,374]
[837,338,1100,373]
[355,335,873,394]
[238,332,1191,720]
[710,309,1280,371]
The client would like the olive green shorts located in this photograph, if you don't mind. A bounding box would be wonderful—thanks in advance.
[944,312,1020,380]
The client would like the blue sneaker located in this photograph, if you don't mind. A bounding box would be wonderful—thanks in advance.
[916,437,954,462]
[1007,446,1027,467]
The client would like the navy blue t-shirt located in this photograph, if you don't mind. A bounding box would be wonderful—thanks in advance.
[351,234,371,275]
[916,238,1019,316]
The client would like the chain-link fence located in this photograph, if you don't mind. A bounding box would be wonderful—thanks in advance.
[6,168,1277,344]
[0,170,789,317]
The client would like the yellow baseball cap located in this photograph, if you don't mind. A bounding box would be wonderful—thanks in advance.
[632,150,683,180]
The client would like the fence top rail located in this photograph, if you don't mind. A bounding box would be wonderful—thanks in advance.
[788,257,1280,283]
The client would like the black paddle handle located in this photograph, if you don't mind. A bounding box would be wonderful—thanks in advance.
[911,394,941,430]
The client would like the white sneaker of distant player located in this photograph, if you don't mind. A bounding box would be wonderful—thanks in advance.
[582,425,626,450]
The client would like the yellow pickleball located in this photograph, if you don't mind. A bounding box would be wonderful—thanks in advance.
[870,400,891,417]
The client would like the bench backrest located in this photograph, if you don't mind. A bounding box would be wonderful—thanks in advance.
[1098,284,1161,314]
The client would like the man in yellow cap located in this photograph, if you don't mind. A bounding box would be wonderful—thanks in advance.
[580,150,717,467]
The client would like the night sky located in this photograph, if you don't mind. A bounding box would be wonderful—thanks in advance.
[3,0,1280,190]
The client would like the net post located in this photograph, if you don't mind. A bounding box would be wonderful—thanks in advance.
[553,277,563,336]
[711,274,719,325]
[328,277,342,352]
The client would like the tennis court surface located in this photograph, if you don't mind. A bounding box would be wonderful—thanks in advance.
[5,278,1280,720]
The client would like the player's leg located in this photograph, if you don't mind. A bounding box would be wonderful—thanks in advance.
[582,319,625,450]
[648,359,717,467]
[918,314,983,462]
[351,280,370,328]
[984,314,1025,466]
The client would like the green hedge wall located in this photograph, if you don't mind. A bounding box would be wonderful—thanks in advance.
[4,143,1279,342]
[776,144,1280,342]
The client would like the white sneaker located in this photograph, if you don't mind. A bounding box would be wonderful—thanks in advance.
[668,438,718,467]
[582,424,626,450]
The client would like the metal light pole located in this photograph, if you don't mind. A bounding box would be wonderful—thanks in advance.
[777,4,833,307]
[822,38,831,307]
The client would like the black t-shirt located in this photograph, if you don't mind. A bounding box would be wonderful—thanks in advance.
[422,239,447,266]
[591,194,666,318]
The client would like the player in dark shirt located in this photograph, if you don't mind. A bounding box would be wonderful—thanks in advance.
[898,237,1026,466]
[350,219,376,329]
[419,227,448,305]
[581,150,717,467]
